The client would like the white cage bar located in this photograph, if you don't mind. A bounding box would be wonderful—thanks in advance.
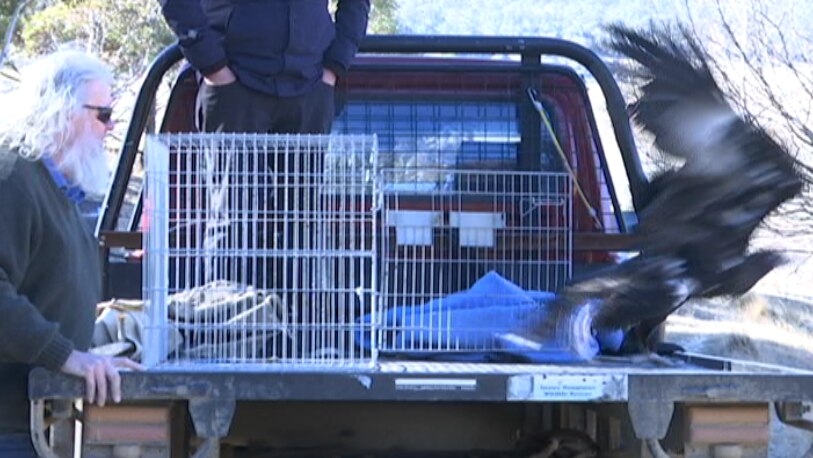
[143,133,379,368]
[378,168,573,356]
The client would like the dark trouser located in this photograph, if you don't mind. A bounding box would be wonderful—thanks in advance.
[194,142,325,286]
[192,80,334,359]
[196,80,335,134]
[182,143,326,359]
[0,434,36,458]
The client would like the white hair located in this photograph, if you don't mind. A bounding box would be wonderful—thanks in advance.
[58,120,111,198]
[0,49,113,161]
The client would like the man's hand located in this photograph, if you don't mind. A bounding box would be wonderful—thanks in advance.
[322,68,337,86]
[60,350,145,406]
[203,66,237,86]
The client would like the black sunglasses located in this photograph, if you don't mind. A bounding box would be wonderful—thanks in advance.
[83,104,113,124]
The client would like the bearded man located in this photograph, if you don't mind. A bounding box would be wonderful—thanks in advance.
[0,49,142,457]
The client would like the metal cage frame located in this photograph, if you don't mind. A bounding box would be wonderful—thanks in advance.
[377,167,573,356]
[143,133,379,368]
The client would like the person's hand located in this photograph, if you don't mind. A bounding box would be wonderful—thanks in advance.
[322,68,337,86]
[60,350,145,406]
[203,66,237,86]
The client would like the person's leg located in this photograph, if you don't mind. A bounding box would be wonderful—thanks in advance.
[262,82,334,238]
[299,81,336,134]
[0,433,38,458]
[195,81,277,294]
[267,82,336,134]
[261,85,335,359]
[196,80,273,133]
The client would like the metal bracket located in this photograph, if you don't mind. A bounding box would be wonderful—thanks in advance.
[644,438,672,458]
[49,400,76,458]
[627,399,674,440]
[776,401,813,432]
[30,399,60,458]
[191,438,221,458]
[189,398,236,458]
[628,400,675,458]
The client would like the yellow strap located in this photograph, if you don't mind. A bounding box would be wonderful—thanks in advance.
[528,89,603,230]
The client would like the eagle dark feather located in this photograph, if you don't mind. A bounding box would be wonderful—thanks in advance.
[519,25,804,359]
[603,25,801,354]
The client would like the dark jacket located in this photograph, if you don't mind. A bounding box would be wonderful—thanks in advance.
[160,0,370,96]
[0,153,100,433]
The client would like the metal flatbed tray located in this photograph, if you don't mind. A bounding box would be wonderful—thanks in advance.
[28,353,813,405]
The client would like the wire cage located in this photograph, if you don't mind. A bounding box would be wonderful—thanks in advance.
[377,168,573,357]
[143,133,379,368]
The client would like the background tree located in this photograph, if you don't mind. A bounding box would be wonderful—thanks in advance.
[0,0,32,75]
[21,0,174,80]
[6,0,173,145]
[12,0,397,78]
[676,0,813,239]
[367,0,397,34]
[329,0,398,34]
[0,0,30,41]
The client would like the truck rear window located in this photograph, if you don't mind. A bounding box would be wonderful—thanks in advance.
[339,99,562,162]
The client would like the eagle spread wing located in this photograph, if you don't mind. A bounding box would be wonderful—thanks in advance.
[521,25,803,359]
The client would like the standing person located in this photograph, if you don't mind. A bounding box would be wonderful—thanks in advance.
[160,0,371,134]
[0,50,144,457]
[160,1,371,323]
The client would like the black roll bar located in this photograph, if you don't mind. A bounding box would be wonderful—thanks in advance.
[97,35,647,236]
[96,44,183,237]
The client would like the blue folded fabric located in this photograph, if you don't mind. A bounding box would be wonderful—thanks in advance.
[359,271,610,363]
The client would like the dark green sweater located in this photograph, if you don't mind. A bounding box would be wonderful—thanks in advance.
[0,151,100,433]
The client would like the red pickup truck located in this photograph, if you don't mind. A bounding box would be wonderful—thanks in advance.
[27,35,813,458]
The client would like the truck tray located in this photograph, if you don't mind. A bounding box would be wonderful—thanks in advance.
[29,352,813,405]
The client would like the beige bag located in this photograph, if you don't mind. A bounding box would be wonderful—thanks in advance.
[91,299,182,362]
[91,282,286,363]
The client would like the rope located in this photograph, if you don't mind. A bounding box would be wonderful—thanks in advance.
[527,88,603,230]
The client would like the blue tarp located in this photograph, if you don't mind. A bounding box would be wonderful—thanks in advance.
[359,271,619,363]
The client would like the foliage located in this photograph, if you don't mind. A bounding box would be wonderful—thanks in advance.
[0,0,32,73]
[0,0,28,42]
[679,0,813,236]
[368,0,398,34]
[329,0,398,34]
[21,0,174,78]
[8,0,396,79]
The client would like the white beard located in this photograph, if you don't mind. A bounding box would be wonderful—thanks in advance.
[57,131,111,199]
